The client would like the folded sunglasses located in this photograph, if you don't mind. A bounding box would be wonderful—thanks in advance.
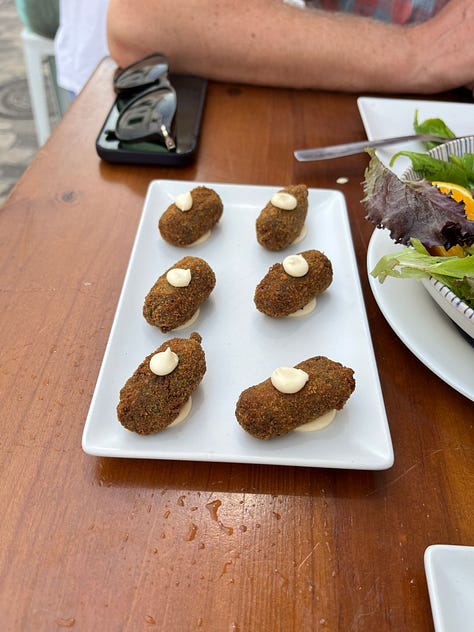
[112,52,177,150]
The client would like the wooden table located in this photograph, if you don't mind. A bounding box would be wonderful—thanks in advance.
[1,58,472,631]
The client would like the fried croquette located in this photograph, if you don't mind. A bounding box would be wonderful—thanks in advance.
[235,356,355,440]
[254,249,333,317]
[159,186,223,246]
[143,256,216,332]
[117,332,206,435]
[256,184,308,251]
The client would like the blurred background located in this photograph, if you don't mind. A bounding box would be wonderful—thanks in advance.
[0,0,60,205]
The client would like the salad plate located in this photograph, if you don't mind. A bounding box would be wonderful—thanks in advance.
[361,98,474,398]
[83,180,393,469]
[424,545,474,632]
[367,228,474,401]
[357,97,474,175]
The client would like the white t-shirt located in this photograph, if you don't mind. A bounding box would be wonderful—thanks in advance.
[54,0,109,95]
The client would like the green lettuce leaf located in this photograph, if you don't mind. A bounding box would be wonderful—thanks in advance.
[413,110,456,149]
[389,151,474,189]
[370,239,474,308]
[362,151,474,250]
[390,111,474,187]
[450,153,474,178]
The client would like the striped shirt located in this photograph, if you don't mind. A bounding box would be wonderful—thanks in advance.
[303,1,450,23]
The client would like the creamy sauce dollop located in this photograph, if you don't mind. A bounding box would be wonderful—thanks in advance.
[149,347,179,376]
[271,191,297,210]
[172,308,200,331]
[291,224,307,245]
[271,366,309,394]
[188,230,211,246]
[175,191,193,211]
[288,297,317,318]
[294,409,337,432]
[169,397,193,426]
[166,268,192,287]
[283,254,309,277]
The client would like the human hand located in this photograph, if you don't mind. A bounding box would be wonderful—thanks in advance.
[406,0,474,95]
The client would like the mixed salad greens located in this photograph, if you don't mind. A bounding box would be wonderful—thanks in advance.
[412,109,456,149]
[389,112,474,189]
[371,239,474,309]
[362,111,474,309]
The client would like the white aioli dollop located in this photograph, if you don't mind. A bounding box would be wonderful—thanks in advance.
[271,366,309,394]
[149,347,179,376]
[283,254,309,277]
[169,397,192,426]
[291,223,307,245]
[294,409,336,432]
[172,307,200,331]
[166,268,191,287]
[288,298,317,318]
[188,230,211,246]
[175,191,193,211]
[271,191,297,210]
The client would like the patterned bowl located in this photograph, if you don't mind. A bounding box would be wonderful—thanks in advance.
[404,137,474,340]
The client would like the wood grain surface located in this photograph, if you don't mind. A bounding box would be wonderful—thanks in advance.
[0,58,472,631]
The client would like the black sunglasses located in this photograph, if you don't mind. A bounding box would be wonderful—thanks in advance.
[111,53,177,150]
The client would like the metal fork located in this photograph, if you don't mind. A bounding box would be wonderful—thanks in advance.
[293,134,462,161]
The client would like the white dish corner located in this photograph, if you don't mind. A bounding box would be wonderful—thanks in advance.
[357,96,474,174]
[424,544,474,632]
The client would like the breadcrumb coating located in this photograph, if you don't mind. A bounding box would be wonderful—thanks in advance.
[256,184,308,251]
[143,256,216,332]
[235,356,355,440]
[254,249,333,317]
[117,332,206,435]
[159,186,223,246]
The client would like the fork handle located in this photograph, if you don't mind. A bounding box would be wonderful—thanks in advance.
[293,134,446,161]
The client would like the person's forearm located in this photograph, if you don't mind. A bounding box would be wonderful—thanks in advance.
[107,0,416,92]
[106,0,473,94]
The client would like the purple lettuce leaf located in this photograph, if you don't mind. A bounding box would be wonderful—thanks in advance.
[362,151,474,250]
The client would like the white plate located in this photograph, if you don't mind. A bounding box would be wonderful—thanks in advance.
[357,97,474,175]
[82,180,393,469]
[360,96,474,398]
[424,545,474,632]
[367,229,474,401]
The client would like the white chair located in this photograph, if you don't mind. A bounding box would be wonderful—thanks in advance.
[21,27,69,146]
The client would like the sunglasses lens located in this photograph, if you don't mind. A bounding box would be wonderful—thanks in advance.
[114,53,169,93]
[115,87,177,144]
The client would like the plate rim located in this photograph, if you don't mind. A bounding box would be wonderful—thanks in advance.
[367,228,474,401]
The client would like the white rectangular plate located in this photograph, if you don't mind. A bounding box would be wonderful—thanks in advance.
[425,545,474,632]
[357,97,474,175]
[82,181,392,469]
